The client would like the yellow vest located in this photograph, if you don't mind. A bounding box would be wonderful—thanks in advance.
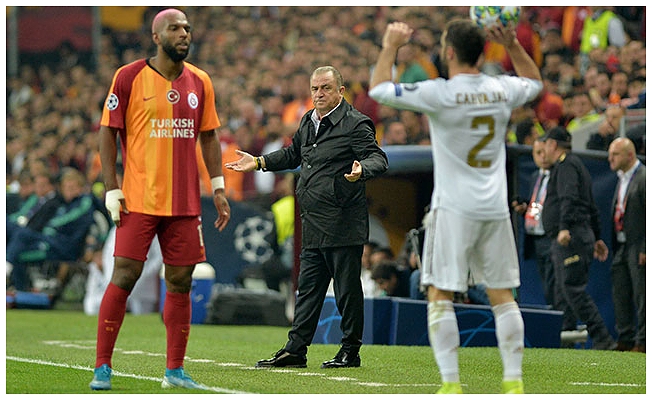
[580,10,616,53]
[566,112,602,133]
[271,195,295,246]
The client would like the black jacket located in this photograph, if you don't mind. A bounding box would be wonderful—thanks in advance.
[611,162,646,254]
[541,152,601,239]
[263,100,388,248]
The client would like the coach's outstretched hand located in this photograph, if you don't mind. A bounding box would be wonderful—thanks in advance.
[225,150,257,172]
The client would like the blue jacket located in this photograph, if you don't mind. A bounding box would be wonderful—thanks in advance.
[42,193,97,260]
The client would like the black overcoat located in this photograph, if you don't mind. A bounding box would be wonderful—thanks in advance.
[262,100,388,249]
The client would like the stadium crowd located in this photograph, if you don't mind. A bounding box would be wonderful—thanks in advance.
[5,6,646,304]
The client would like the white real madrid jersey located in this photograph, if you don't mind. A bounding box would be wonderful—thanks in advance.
[369,74,542,220]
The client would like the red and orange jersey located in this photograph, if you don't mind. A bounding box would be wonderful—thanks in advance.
[100,59,220,216]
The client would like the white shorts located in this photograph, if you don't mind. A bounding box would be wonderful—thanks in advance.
[420,208,520,292]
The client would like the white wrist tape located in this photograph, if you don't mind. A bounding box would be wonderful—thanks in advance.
[211,176,225,192]
[105,189,125,221]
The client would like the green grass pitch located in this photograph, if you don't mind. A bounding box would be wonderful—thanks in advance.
[4,309,646,394]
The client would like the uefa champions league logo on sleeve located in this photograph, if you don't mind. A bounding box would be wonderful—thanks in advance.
[106,94,119,111]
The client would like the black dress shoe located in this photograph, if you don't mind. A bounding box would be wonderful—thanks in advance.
[631,344,645,353]
[255,349,307,368]
[593,339,617,351]
[616,341,634,351]
[321,350,361,369]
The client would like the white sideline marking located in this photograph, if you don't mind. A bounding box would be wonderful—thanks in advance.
[33,340,649,390]
[570,382,645,388]
[6,356,251,394]
[38,339,441,389]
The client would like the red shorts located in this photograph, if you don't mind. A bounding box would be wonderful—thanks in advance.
[114,212,206,266]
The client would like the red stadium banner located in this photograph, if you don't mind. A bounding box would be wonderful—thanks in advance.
[17,6,93,52]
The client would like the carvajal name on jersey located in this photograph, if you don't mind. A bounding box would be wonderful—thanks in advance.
[149,118,195,138]
[456,91,507,105]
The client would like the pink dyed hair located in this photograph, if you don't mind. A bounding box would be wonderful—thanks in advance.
[151,8,184,34]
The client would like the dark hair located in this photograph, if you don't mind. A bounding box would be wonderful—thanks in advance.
[444,19,485,67]
[371,260,400,281]
[372,246,395,260]
[515,119,535,145]
[572,90,591,99]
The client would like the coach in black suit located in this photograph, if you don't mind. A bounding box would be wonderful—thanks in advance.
[608,137,646,353]
[225,66,388,368]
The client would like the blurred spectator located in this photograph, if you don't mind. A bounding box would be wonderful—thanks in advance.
[615,6,646,41]
[394,225,426,301]
[361,241,382,298]
[610,71,630,102]
[588,69,616,112]
[282,71,314,131]
[7,167,99,291]
[515,118,544,146]
[579,7,627,74]
[586,105,625,151]
[618,40,645,76]
[254,114,286,203]
[507,104,537,144]
[399,110,429,145]
[6,135,28,182]
[371,260,413,298]
[370,246,395,268]
[566,91,602,134]
[621,75,646,109]
[582,64,600,93]
[561,6,590,53]
[412,28,440,79]
[271,173,296,273]
[232,124,263,201]
[534,74,565,130]
[395,42,429,84]
[6,169,34,215]
[381,120,409,146]
[7,171,60,243]
[540,27,575,65]
[219,127,246,201]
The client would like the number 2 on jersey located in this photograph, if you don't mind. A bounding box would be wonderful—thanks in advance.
[467,115,495,168]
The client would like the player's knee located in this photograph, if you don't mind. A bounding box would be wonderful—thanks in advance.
[164,266,193,292]
[111,258,144,290]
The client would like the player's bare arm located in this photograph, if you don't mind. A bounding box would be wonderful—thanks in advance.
[99,125,128,225]
[485,24,541,81]
[199,129,230,231]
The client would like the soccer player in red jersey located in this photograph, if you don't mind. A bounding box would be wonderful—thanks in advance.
[90,8,230,391]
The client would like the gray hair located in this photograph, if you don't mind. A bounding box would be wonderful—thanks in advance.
[312,66,344,88]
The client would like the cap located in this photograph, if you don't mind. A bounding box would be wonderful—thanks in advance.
[541,126,571,144]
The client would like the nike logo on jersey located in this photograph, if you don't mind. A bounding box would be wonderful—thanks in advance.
[143,95,156,101]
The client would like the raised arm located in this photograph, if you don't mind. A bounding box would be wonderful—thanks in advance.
[369,22,414,90]
[485,24,541,81]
